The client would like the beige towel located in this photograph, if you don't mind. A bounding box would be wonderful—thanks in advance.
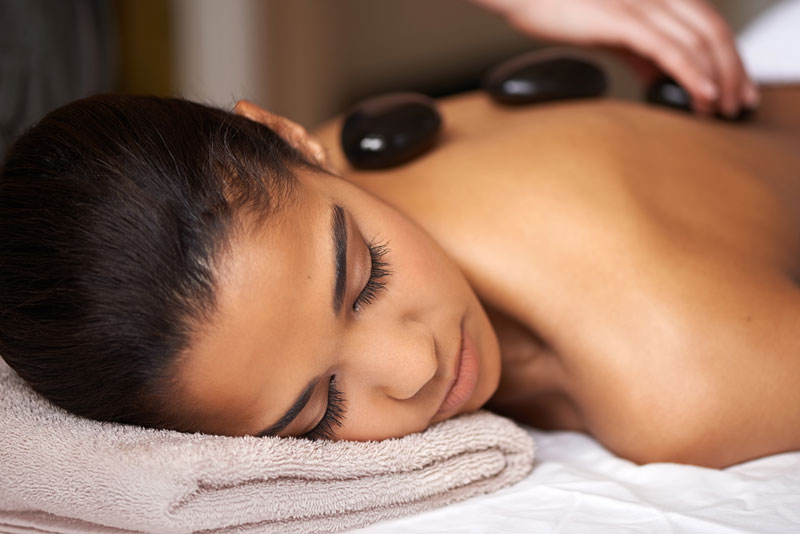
[0,359,535,534]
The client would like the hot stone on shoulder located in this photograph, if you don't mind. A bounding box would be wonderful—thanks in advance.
[483,51,608,105]
[340,92,442,169]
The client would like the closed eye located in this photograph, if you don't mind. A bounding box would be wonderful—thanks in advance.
[353,240,391,311]
[299,375,345,440]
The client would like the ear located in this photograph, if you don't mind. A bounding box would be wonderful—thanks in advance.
[233,100,333,172]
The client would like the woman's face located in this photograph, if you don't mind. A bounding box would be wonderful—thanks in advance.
[177,166,501,441]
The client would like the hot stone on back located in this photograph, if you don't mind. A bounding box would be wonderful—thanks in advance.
[646,76,754,121]
[340,93,442,169]
[645,76,692,112]
[483,51,608,105]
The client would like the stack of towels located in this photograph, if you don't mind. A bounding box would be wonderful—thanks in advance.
[0,359,535,534]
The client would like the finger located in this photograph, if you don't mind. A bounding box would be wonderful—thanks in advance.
[667,0,756,115]
[626,3,720,113]
[282,122,333,170]
[609,9,719,113]
[234,101,333,170]
[304,137,335,173]
[630,2,715,79]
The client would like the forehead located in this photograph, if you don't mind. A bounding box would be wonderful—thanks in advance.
[176,174,334,434]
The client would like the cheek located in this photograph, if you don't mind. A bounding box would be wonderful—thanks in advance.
[336,389,430,441]
[390,217,467,301]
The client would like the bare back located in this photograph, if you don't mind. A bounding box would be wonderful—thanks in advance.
[314,87,800,466]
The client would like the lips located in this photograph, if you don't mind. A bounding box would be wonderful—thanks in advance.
[435,322,479,419]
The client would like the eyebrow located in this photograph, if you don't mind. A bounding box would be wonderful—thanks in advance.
[255,377,320,437]
[331,204,348,314]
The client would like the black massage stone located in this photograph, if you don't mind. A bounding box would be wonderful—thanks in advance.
[645,76,692,112]
[340,92,442,169]
[483,52,608,105]
[646,76,754,121]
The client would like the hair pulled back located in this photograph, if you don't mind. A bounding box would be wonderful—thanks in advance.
[0,95,310,429]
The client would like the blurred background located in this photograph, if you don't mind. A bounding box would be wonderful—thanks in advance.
[0,0,783,157]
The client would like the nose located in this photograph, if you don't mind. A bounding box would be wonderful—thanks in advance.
[353,318,438,401]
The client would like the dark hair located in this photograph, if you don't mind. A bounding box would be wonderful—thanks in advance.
[0,94,312,430]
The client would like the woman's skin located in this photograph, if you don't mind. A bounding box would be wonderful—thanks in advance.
[179,86,800,468]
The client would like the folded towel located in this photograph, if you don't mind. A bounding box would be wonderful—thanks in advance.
[0,359,535,534]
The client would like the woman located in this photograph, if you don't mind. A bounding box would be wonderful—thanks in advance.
[2,84,799,469]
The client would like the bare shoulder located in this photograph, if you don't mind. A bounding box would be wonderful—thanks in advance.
[751,84,800,135]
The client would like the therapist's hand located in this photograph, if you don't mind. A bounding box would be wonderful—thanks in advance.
[234,100,335,173]
[471,0,759,116]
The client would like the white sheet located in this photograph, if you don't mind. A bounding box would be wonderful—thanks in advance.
[354,427,800,533]
[738,0,800,84]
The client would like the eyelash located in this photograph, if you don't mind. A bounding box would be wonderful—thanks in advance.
[300,375,345,441]
[353,240,391,312]
[300,241,391,441]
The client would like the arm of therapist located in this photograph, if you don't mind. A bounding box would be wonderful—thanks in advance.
[470,0,759,117]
